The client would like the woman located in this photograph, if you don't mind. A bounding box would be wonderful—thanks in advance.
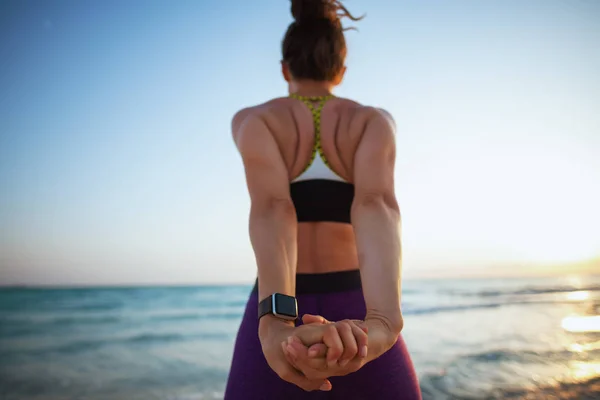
[225,1,421,398]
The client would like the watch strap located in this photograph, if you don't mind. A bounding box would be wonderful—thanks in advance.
[258,295,274,319]
[257,293,298,321]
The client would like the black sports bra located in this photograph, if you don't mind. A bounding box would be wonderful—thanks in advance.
[288,93,354,224]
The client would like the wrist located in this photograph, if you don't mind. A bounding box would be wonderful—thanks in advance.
[258,314,295,342]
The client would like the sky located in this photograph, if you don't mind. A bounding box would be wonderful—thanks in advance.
[0,0,599,285]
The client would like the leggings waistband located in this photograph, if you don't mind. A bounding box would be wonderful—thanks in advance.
[252,269,362,295]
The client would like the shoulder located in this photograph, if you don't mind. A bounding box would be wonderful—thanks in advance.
[373,108,396,132]
[334,98,396,132]
[347,105,396,152]
[231,103,268,136]
[357,106,396,133]
[231,98,291,141]
[357,105,396,143]
[335,101,396,151]
[232,99,293,156]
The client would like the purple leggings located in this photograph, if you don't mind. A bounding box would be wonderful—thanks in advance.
[224,270,422,399]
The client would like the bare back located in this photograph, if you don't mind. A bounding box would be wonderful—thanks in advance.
[234,96,381,273]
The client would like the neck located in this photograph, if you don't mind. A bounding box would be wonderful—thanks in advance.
[288,80,335,97]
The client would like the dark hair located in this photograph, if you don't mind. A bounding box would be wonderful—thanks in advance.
[282,0,363,82]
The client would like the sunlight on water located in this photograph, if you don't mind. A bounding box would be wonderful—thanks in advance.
[567,275,584,288]
[570,343,584,353]
[566,290,590,301]
[561,316,600,333]
[3,276,600,399]
[568,341,600,353]
[569,362,600,382]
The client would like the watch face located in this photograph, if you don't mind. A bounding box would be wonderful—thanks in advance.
[274,293,298,318]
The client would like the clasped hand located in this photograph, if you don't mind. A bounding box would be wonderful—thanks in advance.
[260,314,369,392]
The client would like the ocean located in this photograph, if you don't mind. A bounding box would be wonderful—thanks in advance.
[1,275,599,400]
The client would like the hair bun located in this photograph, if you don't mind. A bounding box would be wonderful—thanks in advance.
[291,0,338,23]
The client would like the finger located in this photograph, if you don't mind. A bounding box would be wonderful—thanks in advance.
[336,321,358,366]
[307,343,328,358]
[280,339,329,390]
[349,320,369,359]
[278,364,331,392]
[322,324,344,368]
[287,336,327,365]
[281,341,301,371]
[302,314,329,325]
[291,322,328,345]
[351,319,369,334]
[285,336,306,361]
[287,337,329,378]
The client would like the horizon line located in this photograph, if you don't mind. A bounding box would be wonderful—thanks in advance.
[2,272,599,290]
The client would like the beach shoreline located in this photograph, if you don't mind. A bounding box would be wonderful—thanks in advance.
[500,377,600,400]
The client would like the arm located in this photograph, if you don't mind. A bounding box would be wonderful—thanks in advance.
[232,111,297,334]
[233,110,368,390]
[351,109,403,361]
[281,109,403,377]
[234,111,335,391]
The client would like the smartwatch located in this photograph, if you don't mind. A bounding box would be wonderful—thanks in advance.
[258,293,298,321]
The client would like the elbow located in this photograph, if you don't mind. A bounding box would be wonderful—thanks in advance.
[366,309,404,344]
[251,197,297,220]
[389,315,404,345]
[268,197,296,217]
[385,311,404,338]
[391,313,404,337]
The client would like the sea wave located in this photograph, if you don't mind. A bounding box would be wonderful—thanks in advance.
[461,285,600,298]
[0,317,118,338]
[0,331,235,357]
[463,347,600,364]
[53,315,122,325]
[125,333,192,343]
[419,345,600,400]
[0,309,243,329]
[420,374,600,400]
[148,311,242,322]
[2,297,586,336]
[402,298,585,315]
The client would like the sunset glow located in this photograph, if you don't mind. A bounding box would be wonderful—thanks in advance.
[0,0,598,285]
[562,316,600,333]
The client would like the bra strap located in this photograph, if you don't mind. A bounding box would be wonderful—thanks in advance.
[289,93,335,172]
